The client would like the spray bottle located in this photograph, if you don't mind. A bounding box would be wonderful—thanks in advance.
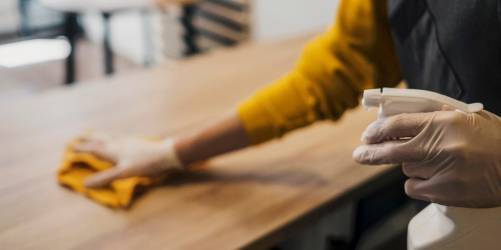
[362,88,501,250]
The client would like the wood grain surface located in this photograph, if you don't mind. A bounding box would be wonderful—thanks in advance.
[0,34,395,250]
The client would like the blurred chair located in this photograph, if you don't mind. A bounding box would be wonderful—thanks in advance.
[157,0,250,57]
[16,0,65,37]
[40,0,157,84]
[0,0,70,75]
[0,0,65,41]
[193,0,250,52]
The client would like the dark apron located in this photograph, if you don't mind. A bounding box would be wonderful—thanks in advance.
[388,0,501,115]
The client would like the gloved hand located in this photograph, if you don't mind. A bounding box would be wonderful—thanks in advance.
[353,109,501,208]
[74,133,184,188]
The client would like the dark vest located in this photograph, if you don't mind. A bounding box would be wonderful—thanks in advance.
[388,0,501,115]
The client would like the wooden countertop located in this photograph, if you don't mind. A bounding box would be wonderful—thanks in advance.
[0,34,394,250]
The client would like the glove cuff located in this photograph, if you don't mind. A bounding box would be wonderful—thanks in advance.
[161,138,184,170]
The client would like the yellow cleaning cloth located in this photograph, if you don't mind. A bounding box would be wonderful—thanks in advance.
[57,143,160,208]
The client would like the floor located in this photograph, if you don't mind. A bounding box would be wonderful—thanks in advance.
[0,39,139,102]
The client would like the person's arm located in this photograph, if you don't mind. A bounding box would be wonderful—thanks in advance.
[77,0,401,187]
[174,112,249,166]
[75,113,248,188]
[237,0,401,145]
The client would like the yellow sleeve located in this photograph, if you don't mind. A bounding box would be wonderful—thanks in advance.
[238,0,402,144]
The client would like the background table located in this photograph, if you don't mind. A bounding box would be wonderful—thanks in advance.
[40,0,200,84]
[0,34,397,250]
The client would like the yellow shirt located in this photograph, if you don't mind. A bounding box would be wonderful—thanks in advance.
[238,0,402,144]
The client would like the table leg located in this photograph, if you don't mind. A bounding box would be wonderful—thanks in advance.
[64,12,78,85]
[180,4,199,56]
[18,0,31,36]
[102,12,114,75]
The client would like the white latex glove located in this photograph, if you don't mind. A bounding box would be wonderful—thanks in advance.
[353,110,501,208]
[74,133,184,188]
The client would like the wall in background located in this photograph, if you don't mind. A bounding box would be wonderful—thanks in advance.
[82,10,164,65]
[251,0,339,41]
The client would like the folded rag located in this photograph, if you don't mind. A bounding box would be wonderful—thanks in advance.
[57,143,160,208]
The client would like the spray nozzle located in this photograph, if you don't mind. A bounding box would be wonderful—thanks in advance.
[362,88,483,118]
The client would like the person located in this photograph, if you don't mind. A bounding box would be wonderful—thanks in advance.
[75,0,501,208]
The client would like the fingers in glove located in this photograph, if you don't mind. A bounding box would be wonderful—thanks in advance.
[78,132,115,144]
[84,164,130,188]
[74,134,117,162]
[404,178,433,202]
[353,140,425,165]
[402,162,434,179]
[362,113,433,144]
[84,164,168,188]
[74,142,117,162]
